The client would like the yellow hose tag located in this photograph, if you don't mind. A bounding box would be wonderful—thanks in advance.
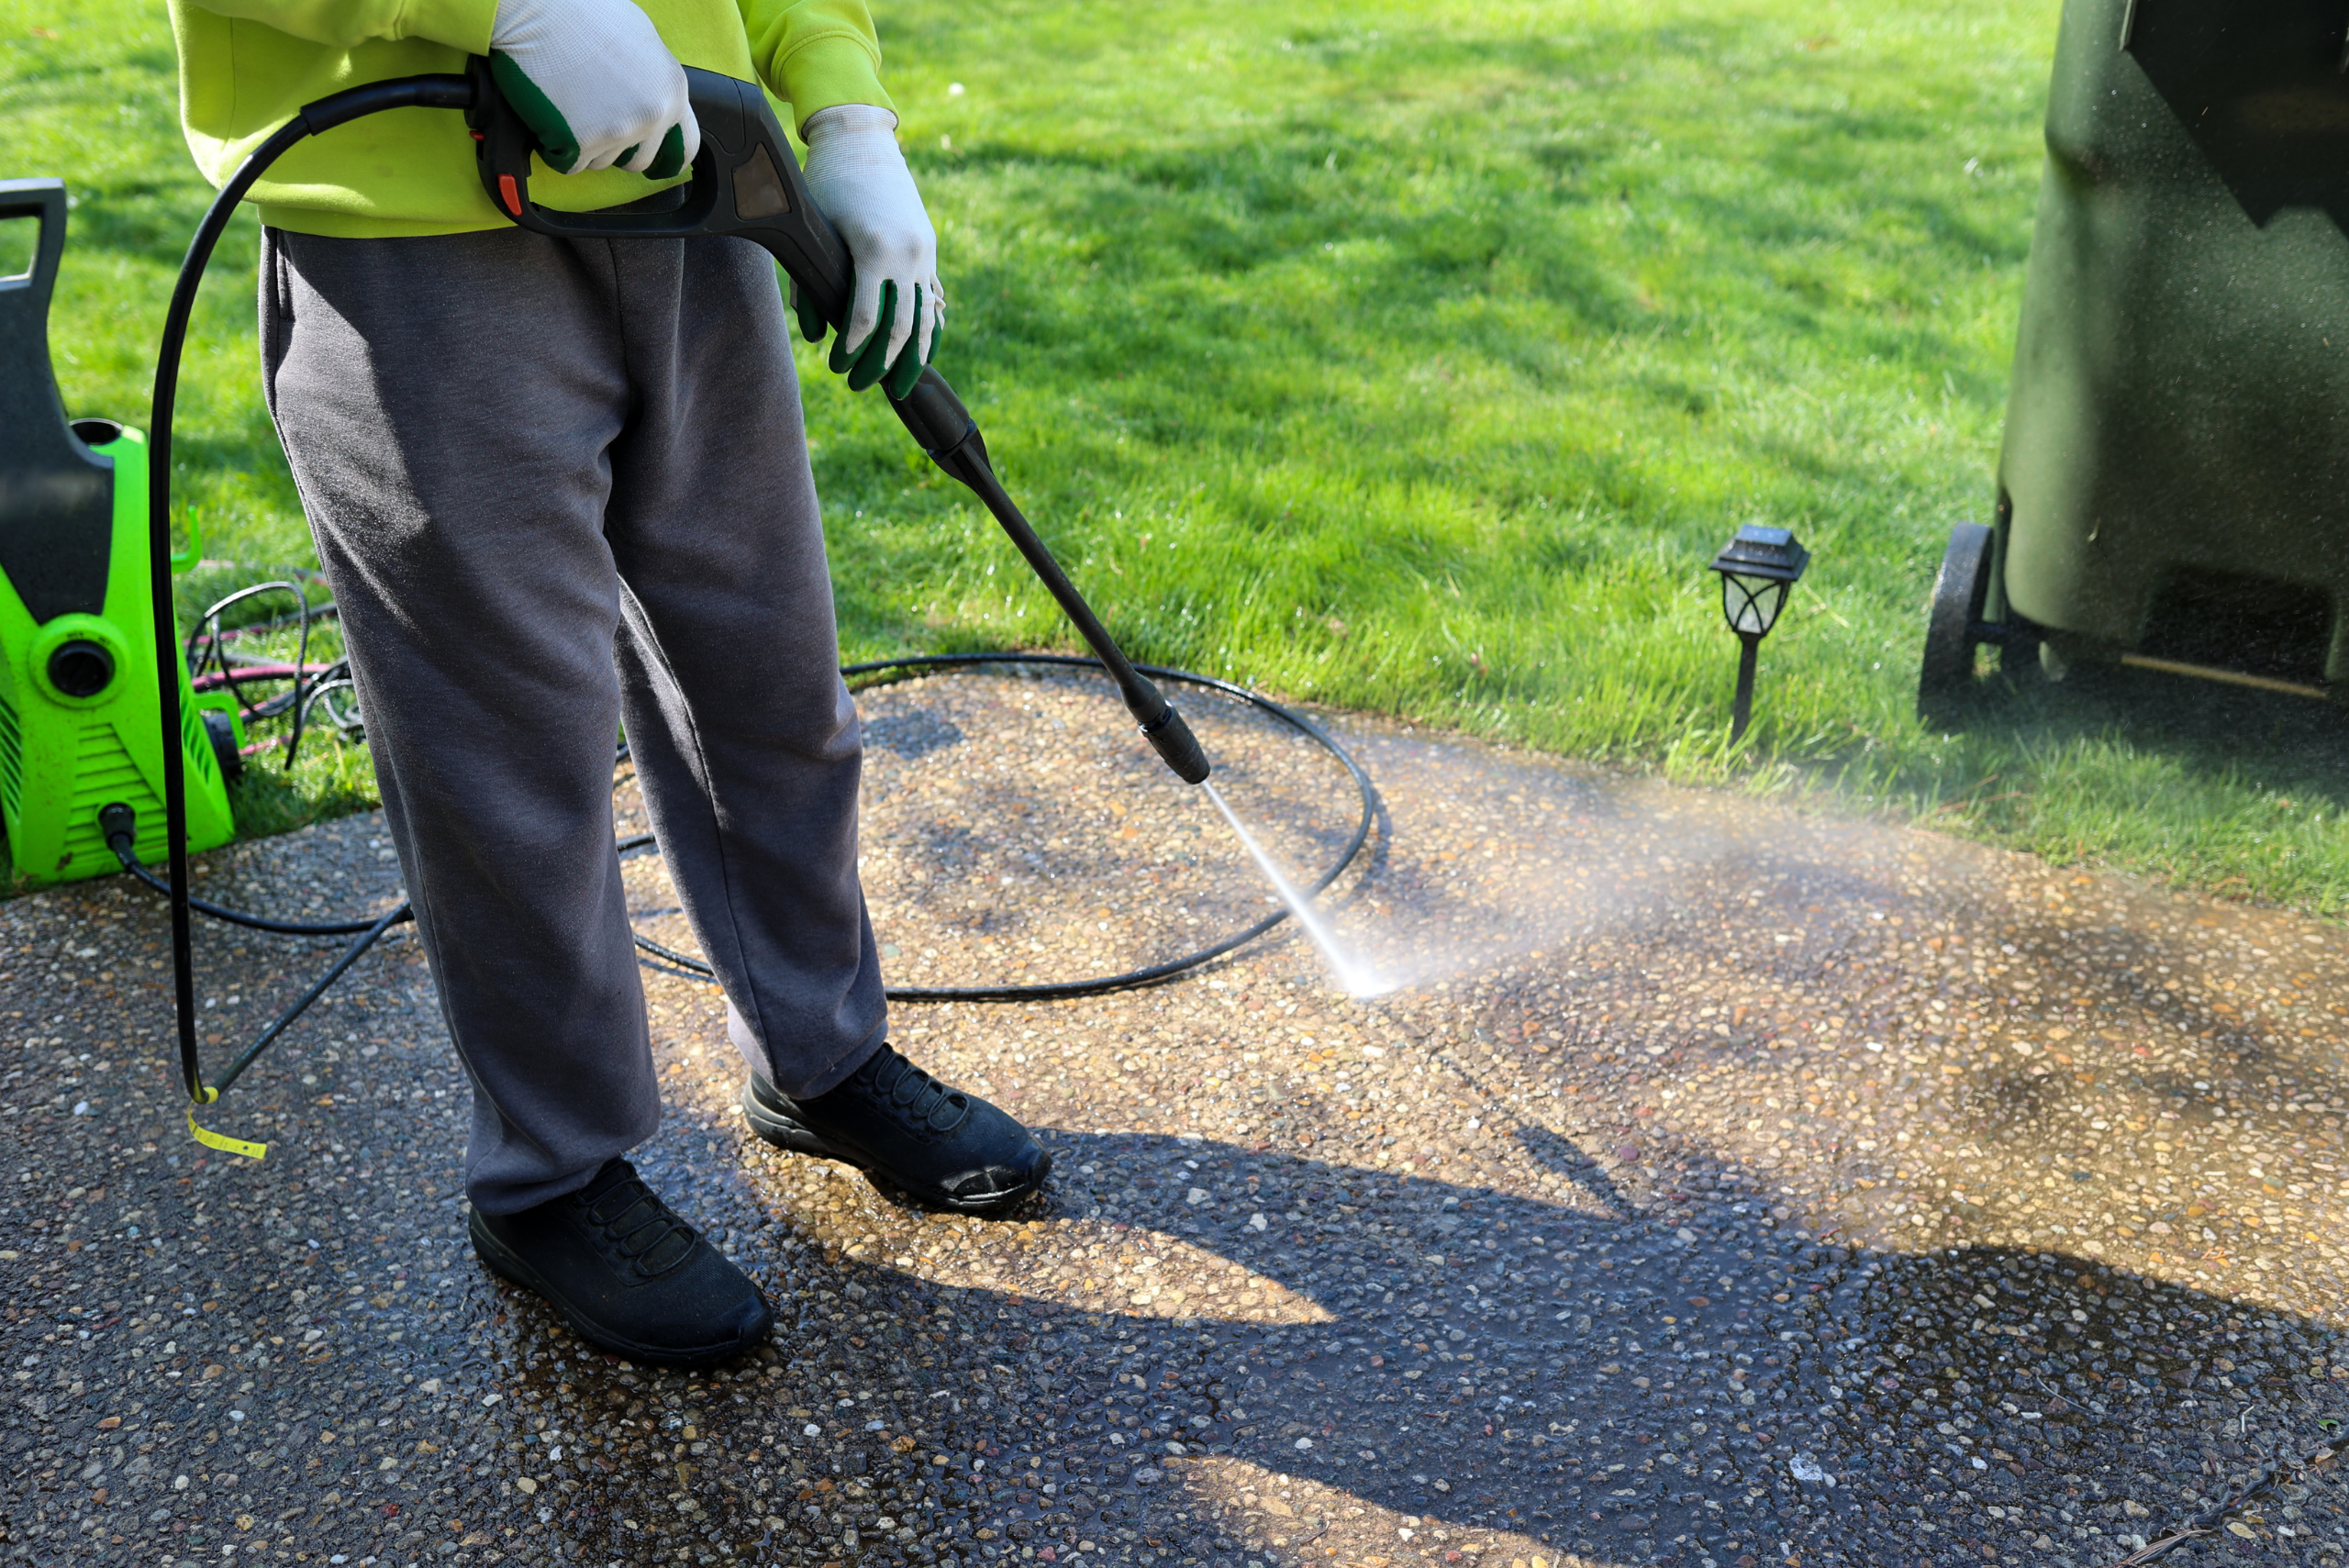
[187,1086,267,1162]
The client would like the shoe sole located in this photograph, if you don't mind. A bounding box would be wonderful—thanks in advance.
[740,1087,1050,1216]
[468,1212,771,1372]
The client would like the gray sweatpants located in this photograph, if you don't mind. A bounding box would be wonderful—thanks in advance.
[260,224,887,1214]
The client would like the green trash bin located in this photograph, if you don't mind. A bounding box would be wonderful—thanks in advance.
[1920,0,2349,723]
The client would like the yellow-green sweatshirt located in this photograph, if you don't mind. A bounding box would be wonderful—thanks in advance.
[167,0,896,238]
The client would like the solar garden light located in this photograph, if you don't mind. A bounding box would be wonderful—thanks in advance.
[1707,524,1810,743]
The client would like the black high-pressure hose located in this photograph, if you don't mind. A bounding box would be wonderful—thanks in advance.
[144,75,473,1114]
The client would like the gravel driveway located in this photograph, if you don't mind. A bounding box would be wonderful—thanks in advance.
[5,666,2346,1568]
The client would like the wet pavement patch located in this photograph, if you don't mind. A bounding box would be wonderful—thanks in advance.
[5,668,2349,1567]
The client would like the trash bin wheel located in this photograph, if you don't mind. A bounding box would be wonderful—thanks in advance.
[1918,522,1994,727]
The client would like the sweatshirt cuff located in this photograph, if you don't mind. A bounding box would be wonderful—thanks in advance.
[774,29,896,134]
[395,0,496,55]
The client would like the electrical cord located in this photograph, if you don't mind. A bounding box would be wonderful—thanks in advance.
[187,581,329,769]
[207,902,414,1096]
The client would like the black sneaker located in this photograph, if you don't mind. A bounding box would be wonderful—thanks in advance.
[743,1045,1051,1214]
[470,1158,773,1369]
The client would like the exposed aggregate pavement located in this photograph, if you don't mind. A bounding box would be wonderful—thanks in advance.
[5,666,2349,1568]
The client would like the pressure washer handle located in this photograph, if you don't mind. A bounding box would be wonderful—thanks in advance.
[468,59,856,328]
[0,178,70,322]
[469,60,989,464]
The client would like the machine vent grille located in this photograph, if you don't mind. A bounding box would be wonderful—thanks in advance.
[181,695,218,788]
[0,691,20,827]
[60,721,161,873]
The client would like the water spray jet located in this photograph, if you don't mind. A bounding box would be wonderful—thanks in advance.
[1202,780,1393,998]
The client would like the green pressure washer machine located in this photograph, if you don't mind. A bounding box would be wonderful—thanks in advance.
[1920,0,2349,722]
[0,177,238,886]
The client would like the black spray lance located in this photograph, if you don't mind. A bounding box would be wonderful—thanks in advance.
[143,64,1211,1146]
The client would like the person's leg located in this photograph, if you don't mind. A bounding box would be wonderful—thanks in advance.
[260,224,771,1367]
[596,236,1050,1212]
[260,224,660,1215]
[596,233,886,1101]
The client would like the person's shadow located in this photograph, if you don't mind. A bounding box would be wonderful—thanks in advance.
[510,1128,2344,1567]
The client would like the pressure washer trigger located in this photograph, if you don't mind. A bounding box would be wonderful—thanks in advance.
[463,52,536,220]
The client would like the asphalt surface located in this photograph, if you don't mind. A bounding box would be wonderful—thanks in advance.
[5,664,2348,1568]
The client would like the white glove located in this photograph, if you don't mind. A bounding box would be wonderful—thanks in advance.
[489,0,700,178]
[801,105,943,395]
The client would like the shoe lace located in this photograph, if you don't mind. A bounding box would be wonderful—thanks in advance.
[862,1049,969,1135]
[575,1165,697,1278]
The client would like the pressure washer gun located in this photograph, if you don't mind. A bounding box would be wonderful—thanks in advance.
[467,59,1211,786]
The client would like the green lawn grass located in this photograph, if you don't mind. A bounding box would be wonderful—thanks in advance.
[10,0,2349,915]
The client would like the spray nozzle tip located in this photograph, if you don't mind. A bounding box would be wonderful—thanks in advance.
[1139,704,1211,784]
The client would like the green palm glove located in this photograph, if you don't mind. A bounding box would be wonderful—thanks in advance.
[487,0,698,180]
[795,106,945,401]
